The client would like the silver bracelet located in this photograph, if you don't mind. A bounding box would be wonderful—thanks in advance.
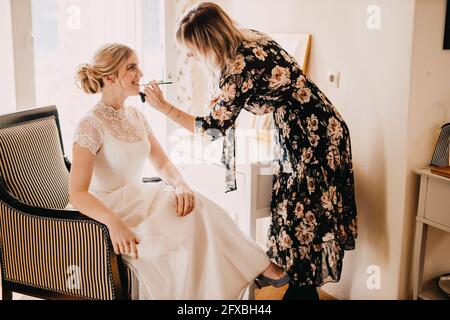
[166,105,175,116]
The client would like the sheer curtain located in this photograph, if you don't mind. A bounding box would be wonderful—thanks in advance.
[173,0,200,111]
[167,0,213,165]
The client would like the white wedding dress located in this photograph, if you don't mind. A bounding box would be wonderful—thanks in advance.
[71,102,271,300]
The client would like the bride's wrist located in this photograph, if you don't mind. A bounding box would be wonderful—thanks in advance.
[174,181,188,189]
[104,213,120,229]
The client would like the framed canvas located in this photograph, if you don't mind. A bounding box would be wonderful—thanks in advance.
[270,33,312,74]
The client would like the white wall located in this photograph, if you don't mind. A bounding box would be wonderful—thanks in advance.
[10,0,36,110]
[401,0,450,299]
[0,0,14,297]
[0,0,17,113]
[218,0,417,299]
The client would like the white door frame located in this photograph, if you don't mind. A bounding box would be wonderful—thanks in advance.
[10,0,36,110]
[0,0,17,113]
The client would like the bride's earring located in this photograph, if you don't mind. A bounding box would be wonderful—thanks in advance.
[104,74,115,86]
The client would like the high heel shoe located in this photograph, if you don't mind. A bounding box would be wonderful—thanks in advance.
[254,274,290,289]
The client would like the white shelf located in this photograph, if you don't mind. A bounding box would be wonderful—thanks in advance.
[418,282,448,300]
[413,170,450,300]
[417,216,450,233]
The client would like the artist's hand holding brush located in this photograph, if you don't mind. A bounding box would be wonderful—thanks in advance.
[143,80,170,112]
[143,80,196,133]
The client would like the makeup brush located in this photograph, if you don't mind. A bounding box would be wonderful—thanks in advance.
[139,81,173,86]
[139,81,173,103]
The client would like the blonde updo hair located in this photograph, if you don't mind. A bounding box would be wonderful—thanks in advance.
[76,43,133,94]
[176,2,247,74]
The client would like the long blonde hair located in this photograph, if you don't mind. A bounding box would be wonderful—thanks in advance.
[176,2,248,74]
[76,43,133,94]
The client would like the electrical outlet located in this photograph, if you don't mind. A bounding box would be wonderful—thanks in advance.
[328,71,340,88]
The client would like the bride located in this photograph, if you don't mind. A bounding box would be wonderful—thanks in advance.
[68,43,289,299]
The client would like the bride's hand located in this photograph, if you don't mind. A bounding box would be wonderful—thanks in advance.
[106,216,140,259]
[174,183,196,217]
[144,81,167,112]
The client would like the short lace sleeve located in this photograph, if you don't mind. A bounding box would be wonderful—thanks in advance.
[131,107,154,137]
[73,115,103,155]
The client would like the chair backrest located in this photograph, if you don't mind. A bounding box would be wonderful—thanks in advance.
[0,106,69,209]
[430,123,450,167]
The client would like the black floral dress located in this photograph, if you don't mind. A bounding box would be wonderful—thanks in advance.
[195,31,357,287]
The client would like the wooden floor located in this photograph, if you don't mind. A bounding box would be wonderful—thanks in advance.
[255,284,336,300]
[3,284,336,300]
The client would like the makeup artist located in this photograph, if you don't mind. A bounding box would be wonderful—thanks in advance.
[144,2,358,300]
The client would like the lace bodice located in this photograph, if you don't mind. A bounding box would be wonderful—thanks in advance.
[73,102,153,193]
[74,103,153,153]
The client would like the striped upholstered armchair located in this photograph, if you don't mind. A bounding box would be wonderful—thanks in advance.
[0,106,134,300]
